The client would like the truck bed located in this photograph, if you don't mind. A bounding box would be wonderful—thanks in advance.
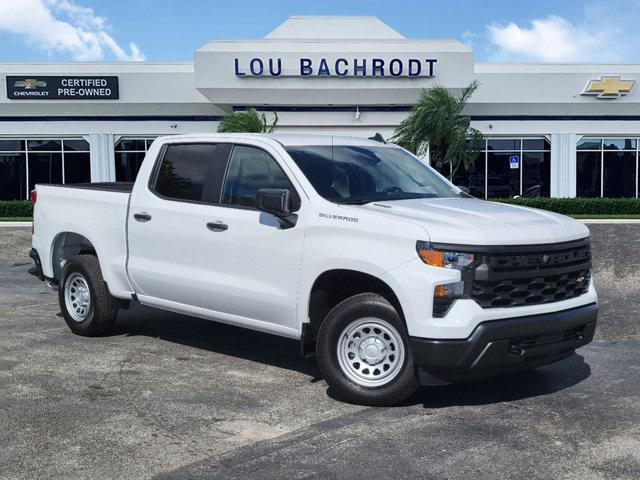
[32,182,133,298]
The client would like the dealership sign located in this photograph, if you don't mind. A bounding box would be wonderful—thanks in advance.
[6,76,119,100]
[234,57,437,78]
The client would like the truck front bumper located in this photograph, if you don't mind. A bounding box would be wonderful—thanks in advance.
[410,302,597,383]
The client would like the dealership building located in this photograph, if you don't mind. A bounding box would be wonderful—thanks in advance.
[1,15,640,201]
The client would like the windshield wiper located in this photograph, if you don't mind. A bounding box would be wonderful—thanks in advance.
[335,199,375,205]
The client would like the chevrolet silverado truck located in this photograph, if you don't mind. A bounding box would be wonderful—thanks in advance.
[29,134,597,405]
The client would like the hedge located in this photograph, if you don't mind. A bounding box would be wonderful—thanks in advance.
[0,200,33,217]
[490,197,640,215]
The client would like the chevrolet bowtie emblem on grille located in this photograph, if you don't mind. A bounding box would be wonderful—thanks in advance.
[583,76,635,98]
[14,79,47,89]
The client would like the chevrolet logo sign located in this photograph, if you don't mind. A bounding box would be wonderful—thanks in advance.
[583,76,635,98]
[14,79,47,90]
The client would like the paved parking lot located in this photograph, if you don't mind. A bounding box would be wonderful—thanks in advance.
[1,224,639,479]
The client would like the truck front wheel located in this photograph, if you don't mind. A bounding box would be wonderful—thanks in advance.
[58,255,118,336]
[316,293,418,406]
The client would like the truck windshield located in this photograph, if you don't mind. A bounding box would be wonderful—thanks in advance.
[285,145,462,205]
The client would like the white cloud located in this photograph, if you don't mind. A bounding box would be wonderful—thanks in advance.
[0,0,145,61]
[487,1,640,62]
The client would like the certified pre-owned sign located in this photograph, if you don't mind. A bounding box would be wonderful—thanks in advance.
[6,76,119,100]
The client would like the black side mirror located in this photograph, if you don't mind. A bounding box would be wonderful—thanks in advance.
[256,188,298,228]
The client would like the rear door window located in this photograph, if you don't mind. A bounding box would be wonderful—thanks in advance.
[153,143,225,202]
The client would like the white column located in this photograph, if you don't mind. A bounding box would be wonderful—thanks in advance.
[550,133,578,198]
[85,133,116,182]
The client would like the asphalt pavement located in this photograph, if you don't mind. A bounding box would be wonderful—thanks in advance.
[0,224,638,480]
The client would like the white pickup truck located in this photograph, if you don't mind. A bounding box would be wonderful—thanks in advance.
[29,133,597,405]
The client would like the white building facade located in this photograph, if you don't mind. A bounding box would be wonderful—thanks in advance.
[1,16,640,200]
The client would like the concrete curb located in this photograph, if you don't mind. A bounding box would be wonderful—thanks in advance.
[580,219,640,224]
[0,222,32,227]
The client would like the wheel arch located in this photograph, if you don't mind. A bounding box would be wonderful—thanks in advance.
[306,268,406,341]
[50,231,98,281]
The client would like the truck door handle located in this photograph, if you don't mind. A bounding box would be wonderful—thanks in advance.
[206,221,228,231]
[134,212,152,222]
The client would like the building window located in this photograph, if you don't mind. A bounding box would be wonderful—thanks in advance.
[433,137,551,199]
[115,138,156,182]
[0,138,90,200]
[577,138,638,198]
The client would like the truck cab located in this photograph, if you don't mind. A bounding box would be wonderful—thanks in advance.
[30,133,598,405]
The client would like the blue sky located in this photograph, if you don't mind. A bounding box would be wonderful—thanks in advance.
[1,0,639,63]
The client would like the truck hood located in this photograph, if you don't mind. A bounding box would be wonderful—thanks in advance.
[360,198,589,245]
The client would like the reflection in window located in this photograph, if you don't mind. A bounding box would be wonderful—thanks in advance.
[452,156,485,199]
[114,137,156,182]
[522,152,551,197]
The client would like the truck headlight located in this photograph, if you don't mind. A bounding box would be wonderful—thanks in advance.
[416,241,474,272]
[416,241,475,316]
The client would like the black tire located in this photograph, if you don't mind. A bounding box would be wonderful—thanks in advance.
[58,254,119,336]
[316,293,418,406]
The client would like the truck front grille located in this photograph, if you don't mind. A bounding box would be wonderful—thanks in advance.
[472,269,591,308]
[469,238,592,309]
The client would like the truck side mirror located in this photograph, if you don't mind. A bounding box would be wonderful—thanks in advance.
[256,188,298,228]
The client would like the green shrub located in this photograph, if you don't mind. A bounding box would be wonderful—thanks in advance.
[490,197,640,215]
[0,200,33,217]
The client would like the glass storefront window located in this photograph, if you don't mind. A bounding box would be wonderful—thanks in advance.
[64,152,91,184]
[487,152,520,197]
[0,138,90,200]
[28,152,63,191]
[522,152,551,197]
[603,138,636,151]
[63,139,90,151]
[487,139,520,151]
[522,138,551,151]
[576,152,601,197]
[452,156,485,199]
[576,137,639,198]
[0,153,27,200]
[27,139,63,151]
[577,138,602,150]
[114,137,156,182]
[437,137,550,199]
[0,140,25,151]
[603,151,636,197]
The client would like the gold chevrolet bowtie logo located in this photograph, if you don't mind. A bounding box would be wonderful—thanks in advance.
[14,79,47,89]
[583,76,635,98]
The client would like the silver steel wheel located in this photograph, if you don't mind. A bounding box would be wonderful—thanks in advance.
[337,317,405,388]
[64,272,91,322]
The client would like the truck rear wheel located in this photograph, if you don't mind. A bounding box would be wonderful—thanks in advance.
[316,293,418,406]
[58,254,118,336]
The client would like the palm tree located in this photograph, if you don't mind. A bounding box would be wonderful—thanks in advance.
[217,108,278,133]
[391,81,483,180]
